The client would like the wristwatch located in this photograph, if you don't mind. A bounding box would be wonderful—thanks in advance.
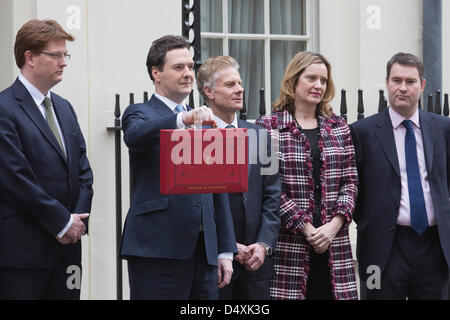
[261,243,272,257]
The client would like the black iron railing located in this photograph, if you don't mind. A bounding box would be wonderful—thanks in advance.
[107,0,450,300]
[108,86,448,299]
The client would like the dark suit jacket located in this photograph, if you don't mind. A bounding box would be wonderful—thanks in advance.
[236,120,281,280]
[350,108,450,281]
[0,78,93,268]
[120,94,237,265]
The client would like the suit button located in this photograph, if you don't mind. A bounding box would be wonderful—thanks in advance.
[390,226,395,232]
[196,202,202,207]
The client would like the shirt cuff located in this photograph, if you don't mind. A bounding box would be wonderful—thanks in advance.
[218,252,234,261]
[176,112,185,129]
[57,215,73,239]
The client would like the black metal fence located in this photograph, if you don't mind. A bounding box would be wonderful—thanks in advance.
[237,88,450,122]
[338,89,450,122]
[107,0,450,300]
[113,88,450,124]
[108,87,448,299]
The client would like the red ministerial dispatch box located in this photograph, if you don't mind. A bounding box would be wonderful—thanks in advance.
[160,128,248,194]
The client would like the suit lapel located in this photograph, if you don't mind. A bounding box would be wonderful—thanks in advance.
[375,109,400,178]
[13,80,67,164]
[151,95,178,117]
[419,110,434,174]
[237,119,252,178]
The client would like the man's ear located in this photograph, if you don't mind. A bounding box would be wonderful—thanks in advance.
[204,85,215,101]
[421,78,427,92]
[152,66,161,83]
[24,50,35,67]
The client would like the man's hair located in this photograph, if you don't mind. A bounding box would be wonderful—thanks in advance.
[14,19,74,69]
[196,56,240,104]
[146,35,191,81]
[386,52,424,81]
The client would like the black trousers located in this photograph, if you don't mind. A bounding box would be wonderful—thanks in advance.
[127,232,218,300]
[306,250,333,300]
[364,225,449,300]
[218,261,270,300]
[0,261,81,300]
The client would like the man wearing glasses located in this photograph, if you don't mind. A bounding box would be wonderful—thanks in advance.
[0,19,93,299]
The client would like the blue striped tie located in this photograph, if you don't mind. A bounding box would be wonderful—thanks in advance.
[402,119,428,235]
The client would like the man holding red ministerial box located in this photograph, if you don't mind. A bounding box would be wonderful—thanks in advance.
[120,35,237,300]
[197,56,281,300]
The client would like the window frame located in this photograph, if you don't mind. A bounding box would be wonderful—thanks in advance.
[199,0,319,118]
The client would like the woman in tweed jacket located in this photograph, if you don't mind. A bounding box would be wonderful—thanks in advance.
[256,51,358,300]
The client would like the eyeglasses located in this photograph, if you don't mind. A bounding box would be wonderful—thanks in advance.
[40,52,71,61]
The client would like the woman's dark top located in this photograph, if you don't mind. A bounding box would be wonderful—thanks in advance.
[302,127,321,228]
[302,127,333,300]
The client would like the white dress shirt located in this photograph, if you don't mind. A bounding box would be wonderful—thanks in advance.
[213,114,238,129]
[212,114,238,261]
[389,107,436,227]
[18,74,72,238]
[154,93,187,128]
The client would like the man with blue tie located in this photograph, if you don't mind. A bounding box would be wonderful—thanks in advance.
[196,56,281,300]
[0,19,93,299]
[120,35,237,299]
[350,52,450,299]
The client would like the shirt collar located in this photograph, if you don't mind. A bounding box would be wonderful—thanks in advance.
[389,106,420,129]
[18,74,51,107]
[154,93,187,112]
[213,113,238,129]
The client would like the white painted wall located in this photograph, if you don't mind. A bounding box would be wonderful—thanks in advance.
[83,0,181,300]
[359,0,422,117]
[321,0,423,122]
[0,0,13,90]
[320,0,361,123]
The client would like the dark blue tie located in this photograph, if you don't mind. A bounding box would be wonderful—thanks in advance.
[402,119,428,235]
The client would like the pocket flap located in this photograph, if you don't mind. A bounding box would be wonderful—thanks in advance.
[133,198,168,216]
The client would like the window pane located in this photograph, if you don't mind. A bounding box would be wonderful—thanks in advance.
[270,41,306,105]
[199,39,223,106]
[228,0,264,34]
[229,39,264,119]
[270,0,306,35]
[201,0,222,32]
[201,38,223,60]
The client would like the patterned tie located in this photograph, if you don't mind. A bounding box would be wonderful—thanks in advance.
[402,119,428,235]
[43,97,66,157]
[175,104,185,113]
